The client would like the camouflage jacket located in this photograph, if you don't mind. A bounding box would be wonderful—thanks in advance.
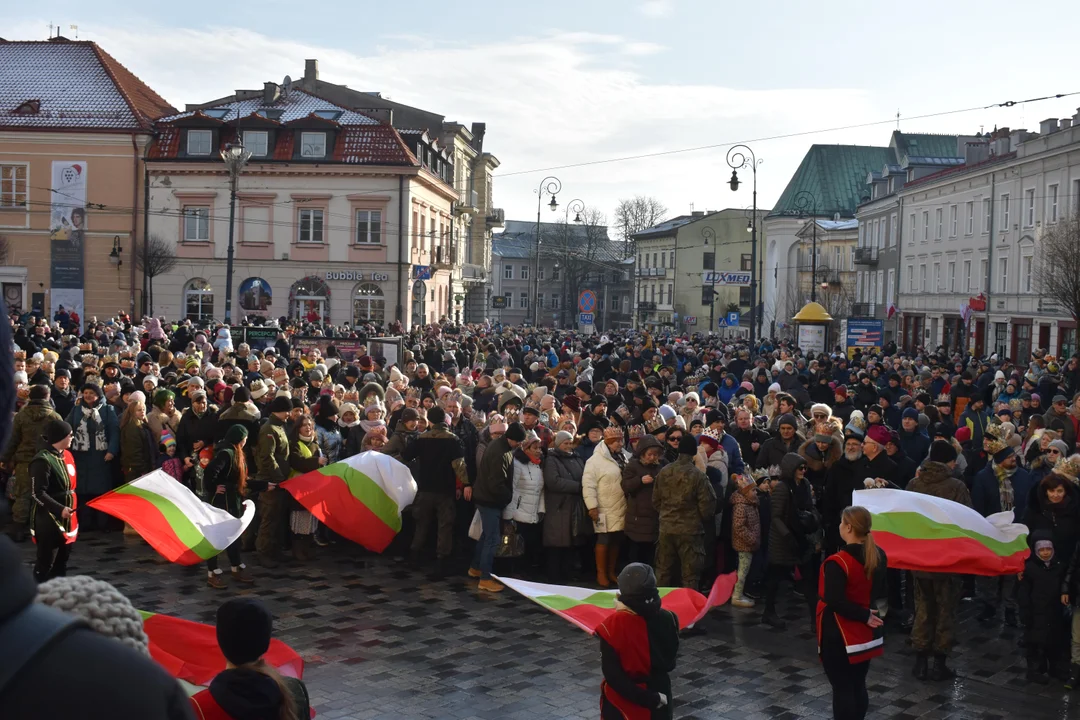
[652,455,716,536]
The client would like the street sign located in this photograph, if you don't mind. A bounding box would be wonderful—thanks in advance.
[413,265,432,280]
[718,312,740,328]
[702,271,752,286]
[685,316,697,325]
[579,313,594,324]
[578,290,597,313]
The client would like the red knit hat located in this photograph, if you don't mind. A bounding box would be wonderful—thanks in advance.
[865,425,890,447]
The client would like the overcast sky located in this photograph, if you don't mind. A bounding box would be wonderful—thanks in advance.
[10,0,1080,227]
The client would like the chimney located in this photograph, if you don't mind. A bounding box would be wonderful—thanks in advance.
[1073,107,1080,126]
[471,122,486,152]
[263,82,279,105]
[1010,129,1030,148]
[964,140,989,166]
[1061,118,1073,129]
[1040,118,1059,135]
[304,59,319,83]
[358,108,393,124]
[691,211,704,218]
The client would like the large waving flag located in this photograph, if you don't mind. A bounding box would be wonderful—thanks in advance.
[495,573,737,635]
[281,451,417,552]
[139,610,303,693]
[87,470,255,565]
[854,489,1029,576]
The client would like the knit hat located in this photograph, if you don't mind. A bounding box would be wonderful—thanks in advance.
[810,403,832,418]
[833,386,848,401]
[160,428,177,453]
[929,439,958,464]
[768,382,781,394]
[865,425,890,447]
[401,407,420,423]
[678,433,699,456]
[657,405,676,422]
[36,576,149,655]
[505,422,527,442]
[43,419,72,445]
[223,424,249,446]
[844,410,867,439]
[1048,439,1071,456]
[249,380,269,400]
[777,413,797,430]
[216,598,273,666]
[554,430,574,447]
[268,396,292,414]
[616,563,661,617]
[428,406,446,425]
[902,407,919,421]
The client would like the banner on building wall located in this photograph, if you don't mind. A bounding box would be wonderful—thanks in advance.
[846,318,884,359]
[49,160,87,330]
[238,277,272,317]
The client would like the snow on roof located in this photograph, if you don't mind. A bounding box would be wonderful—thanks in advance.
[0,40,174,130]
[159,89,378,126]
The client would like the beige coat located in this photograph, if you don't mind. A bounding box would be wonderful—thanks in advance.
[582,441,630,533]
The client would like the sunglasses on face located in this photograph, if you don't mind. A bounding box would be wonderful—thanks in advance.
[667,436,682,443]
[1048,449,1062,455]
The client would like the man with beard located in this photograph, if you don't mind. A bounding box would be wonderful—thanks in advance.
[821,434,869,554]
[798,423,842,510]
[898,407,932,465]
[731,408,769,469]
[578,396,610,437]
[51,368,76,419]
[884,430,919,488]
[862,425,899,488]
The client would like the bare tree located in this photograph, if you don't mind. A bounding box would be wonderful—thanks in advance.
[135,234,178,315]
[1034,215,1080,326]
[614,196,667,257]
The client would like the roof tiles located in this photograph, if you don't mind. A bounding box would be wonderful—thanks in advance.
[0,40,174,130]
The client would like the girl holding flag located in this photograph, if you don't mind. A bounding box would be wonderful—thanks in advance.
[817,506,886,720]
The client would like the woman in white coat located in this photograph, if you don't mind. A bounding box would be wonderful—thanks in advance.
[506,431,546,575]
[582,426,630,587]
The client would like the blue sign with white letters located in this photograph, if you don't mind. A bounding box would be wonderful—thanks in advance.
[579,313,594,324]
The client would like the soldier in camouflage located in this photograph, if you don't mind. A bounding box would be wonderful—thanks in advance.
[906,440,972,682]
[652,434,716,589]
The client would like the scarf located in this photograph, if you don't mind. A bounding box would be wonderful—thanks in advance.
[993,461,1016,511]
[299,432,316,443]
[359,418,386,433]
[338,417,360,429]
[71,403,108,453]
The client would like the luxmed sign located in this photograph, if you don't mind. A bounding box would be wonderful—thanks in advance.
[702,271,751,286]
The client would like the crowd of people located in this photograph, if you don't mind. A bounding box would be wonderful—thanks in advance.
[6,306,1080,719]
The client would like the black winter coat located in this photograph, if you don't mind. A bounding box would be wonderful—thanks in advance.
[0,537,194,719]
[1022,482,1080,571]
[1019,538,1066,646]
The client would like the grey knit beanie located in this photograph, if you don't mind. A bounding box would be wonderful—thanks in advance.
[36,576,149,655]
[554,430,574,447]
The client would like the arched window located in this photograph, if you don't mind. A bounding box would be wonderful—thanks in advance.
[352,282,385,325]
[184,278,214,321]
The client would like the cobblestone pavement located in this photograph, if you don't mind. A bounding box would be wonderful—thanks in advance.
[23,534,1079,720]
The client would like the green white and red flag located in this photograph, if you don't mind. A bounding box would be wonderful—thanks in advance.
[281,451,417,553]
[854,488,1029,576]
[86,470,255,565]
[139,610,304,695]
[495,573,737,634]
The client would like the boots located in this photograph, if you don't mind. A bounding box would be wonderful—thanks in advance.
[930,654,956,681]
[207,572,227,590]
[606,543,619,585]
[912,653,929,681]
[975,603,996,624]
[1004,606,1019,628]
[1027,657,1049,685]
[293,535,316,562]
[1066,663,1080,690]
[595,545,611,587]
[760,609,786,630]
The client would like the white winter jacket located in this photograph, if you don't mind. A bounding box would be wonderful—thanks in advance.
[582,441,630,533]
[504,458,546,524]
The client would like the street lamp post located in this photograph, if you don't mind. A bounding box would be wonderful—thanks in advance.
[534,176,560,326]
[701,225,717,334]
[727,144,762,346]
[221,142,252,324]
[562,199,584,328]
[792,190,819,303]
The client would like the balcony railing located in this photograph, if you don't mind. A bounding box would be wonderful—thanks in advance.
[635,267,671,277]
[852,302,876,317]
[854,246,878,265]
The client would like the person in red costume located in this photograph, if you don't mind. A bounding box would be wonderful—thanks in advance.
[595,563,680,719]
[816,506,887,720]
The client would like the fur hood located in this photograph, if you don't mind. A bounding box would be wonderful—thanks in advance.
[798,436,842,471]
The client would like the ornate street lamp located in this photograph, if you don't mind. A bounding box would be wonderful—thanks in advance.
[726,144,762,344]
[221,141,252,324]
[533,176,561,326]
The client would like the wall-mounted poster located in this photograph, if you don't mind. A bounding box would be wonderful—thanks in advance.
[238,277,272,315]
[50,160,87,331]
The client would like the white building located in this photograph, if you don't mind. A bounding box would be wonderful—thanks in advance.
[147,82,457,329]
[897,114,1080,359]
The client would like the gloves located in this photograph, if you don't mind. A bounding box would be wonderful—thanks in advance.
[655,693,668,708]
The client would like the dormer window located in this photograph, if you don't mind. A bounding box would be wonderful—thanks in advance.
[187,129,213,155]
[13,100,40,115]
[300,132,326,158]
[313,110,341,121]
[243,130,269,157]
[204,109,230,120]
[257,109,284,121]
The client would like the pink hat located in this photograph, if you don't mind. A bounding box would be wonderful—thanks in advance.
[740,382,754,392]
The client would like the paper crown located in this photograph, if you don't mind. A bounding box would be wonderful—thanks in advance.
[1052,454,1080,483]
[628,424,646,440]
[405,387,421,399]
[603,426,624,442]
[645,415,665,432]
